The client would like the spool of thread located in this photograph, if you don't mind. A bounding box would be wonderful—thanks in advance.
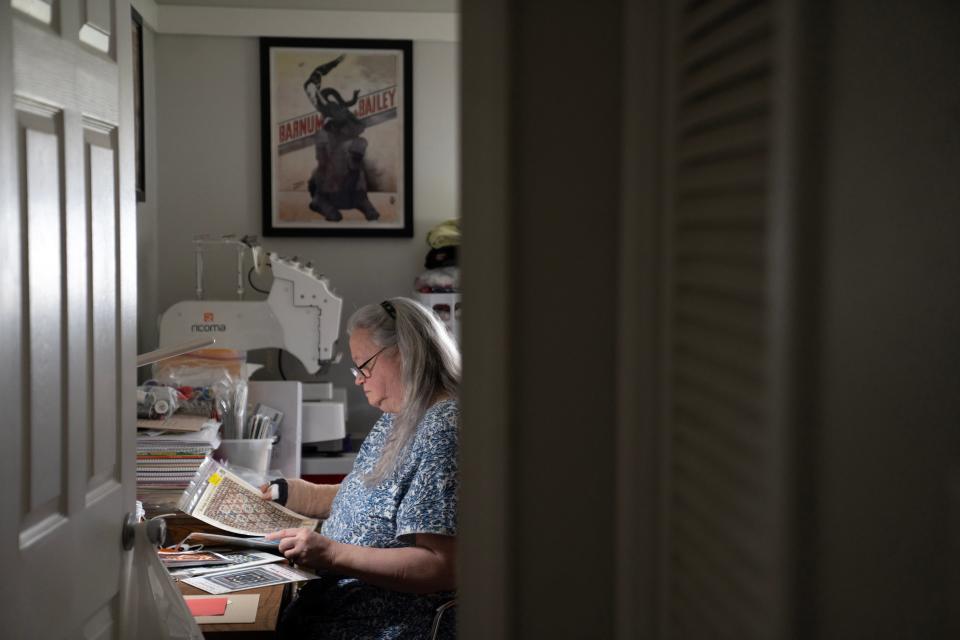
[153,399,171,416]
[252,245,267,273]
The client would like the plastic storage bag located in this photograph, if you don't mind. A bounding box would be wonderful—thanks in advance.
[137,385,182,419]
[152,348,248,439]
[127,519,204,640]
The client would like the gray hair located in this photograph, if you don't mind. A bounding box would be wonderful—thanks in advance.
[347,297,461,485]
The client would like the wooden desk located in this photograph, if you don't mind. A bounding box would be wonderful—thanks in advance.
[177,581,288,639]
[142,491,290,637]
[139,490,222,545]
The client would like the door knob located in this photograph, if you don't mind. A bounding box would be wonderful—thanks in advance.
[122,512,167,550]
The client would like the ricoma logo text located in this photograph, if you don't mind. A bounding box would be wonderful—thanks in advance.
[193,312,226,332]
[191,323,227,332]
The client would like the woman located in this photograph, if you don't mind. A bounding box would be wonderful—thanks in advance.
[264,297,460,639]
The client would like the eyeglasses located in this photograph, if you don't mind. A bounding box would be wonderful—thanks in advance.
[349,345,391,381]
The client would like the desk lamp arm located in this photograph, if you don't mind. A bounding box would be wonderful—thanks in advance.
[136,337,216,368]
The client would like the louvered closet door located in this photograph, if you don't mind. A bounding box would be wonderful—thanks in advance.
[662,0,792,638]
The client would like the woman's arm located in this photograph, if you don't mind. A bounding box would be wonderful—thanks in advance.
[265,528,456,594]
[260,479,340,519]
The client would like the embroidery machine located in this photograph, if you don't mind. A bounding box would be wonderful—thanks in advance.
[157,235,348,477]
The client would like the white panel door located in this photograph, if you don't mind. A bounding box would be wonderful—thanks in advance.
[0,0,137,638]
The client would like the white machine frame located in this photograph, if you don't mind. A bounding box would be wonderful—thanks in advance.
[157,236,349,475]
[158,237,342,373]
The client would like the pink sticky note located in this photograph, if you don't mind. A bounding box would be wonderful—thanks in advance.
[186,597,229,617]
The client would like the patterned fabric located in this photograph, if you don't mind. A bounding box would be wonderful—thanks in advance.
[278,399,459,640]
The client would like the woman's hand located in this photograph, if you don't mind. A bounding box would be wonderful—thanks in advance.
[266,528,339,570]
[257,479,337,516]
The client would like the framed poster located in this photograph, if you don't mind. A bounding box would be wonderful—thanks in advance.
[131,7,145,202]
[260,38,413,237]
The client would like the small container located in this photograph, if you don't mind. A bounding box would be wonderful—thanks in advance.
[218,439,273,474]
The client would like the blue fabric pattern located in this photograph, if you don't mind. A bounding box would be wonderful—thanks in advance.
[278,399,459,640]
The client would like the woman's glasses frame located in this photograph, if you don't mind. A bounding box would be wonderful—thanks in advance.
[350,345,391,381]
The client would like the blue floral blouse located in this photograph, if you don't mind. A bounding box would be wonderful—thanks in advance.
[278,399,459,640]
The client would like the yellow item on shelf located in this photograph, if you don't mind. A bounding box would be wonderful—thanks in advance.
[426,219,460,249]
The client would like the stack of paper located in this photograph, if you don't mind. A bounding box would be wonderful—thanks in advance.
[137,422,221,493]
[183,563,316,595]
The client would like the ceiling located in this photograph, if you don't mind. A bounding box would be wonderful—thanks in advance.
[153,0,458,12]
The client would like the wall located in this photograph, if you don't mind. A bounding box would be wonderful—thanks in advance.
[135,21,160,368]
[150,35,458,435]
[812,1,960,636]
[459,0,621,636]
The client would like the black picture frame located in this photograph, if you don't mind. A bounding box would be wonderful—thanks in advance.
[131,7,145,202]
[260,37,414,237]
